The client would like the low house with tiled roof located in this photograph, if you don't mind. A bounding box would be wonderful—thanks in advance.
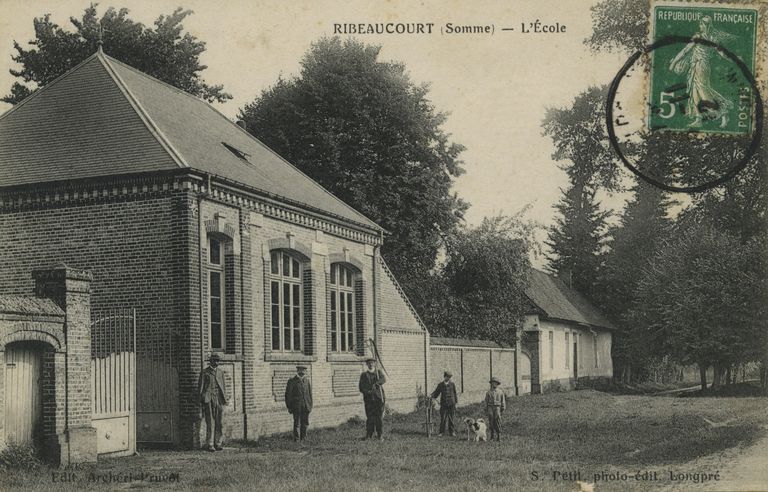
[0,47,429,456]
[520,269,615,393]
[425,269,614,404]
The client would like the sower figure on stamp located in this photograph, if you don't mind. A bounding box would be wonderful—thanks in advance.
[485,376,506,442]
[359,357,386,440]
[284,365,313,442]
[198,353,228,452]
[431,371,458,437]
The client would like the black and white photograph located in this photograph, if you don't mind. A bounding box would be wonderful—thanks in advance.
[0,0,765,490]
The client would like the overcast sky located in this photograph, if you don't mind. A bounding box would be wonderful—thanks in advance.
[0,0,630,265]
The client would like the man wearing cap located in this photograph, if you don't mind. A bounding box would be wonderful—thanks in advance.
[484,376,506,442]
[358,357,386,440]
[198,353,228,451]
[285,365,313,442]
[430,371,459,436]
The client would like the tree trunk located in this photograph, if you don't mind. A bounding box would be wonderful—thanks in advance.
[698,362,708,390]
[725,365,732,385]
[712,362,722,388]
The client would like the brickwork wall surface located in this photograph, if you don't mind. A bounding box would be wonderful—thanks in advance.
[380,331,424,413]
[0,192,195,444]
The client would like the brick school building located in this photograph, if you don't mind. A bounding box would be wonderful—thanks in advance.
[0,48,427,451]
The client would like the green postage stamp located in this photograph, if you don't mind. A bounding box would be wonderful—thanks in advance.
[648,1,759,134]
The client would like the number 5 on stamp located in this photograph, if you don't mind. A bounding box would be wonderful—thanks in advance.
[648,2,759,135]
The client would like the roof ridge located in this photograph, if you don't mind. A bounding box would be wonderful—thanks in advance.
[103,53,383,232]
[0,51,103,122]
[98,53,188,168]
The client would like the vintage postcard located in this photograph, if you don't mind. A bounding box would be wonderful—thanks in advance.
[0,0,765,491]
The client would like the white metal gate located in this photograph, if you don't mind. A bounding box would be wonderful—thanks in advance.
[91,308,136,457]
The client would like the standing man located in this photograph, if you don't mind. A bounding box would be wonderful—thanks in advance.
[358,357,386,440]
[484,376,506,442]
[198,353,228,452]
[431,371,459,437]
[284,365,313,442]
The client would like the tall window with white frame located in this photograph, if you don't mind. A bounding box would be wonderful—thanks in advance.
[208,237,225,351]
[329,264,355,353]
[270,250,303,352]
[565,332,570,368]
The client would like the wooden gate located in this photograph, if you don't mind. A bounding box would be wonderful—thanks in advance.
[91,309,136,457]
[3,342,43,445]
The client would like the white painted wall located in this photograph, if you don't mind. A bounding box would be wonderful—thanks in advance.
[537,319,613,383]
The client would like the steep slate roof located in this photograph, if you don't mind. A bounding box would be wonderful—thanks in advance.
[0,50,380,230]
[525,269,616,331]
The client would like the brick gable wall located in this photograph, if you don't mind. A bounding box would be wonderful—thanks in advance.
[0,185,197,446]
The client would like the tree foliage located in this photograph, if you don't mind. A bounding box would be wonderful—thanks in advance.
[542,86,617,299]
[425,214,536,345]
[240,37,468,291]
[631,224,766,389]
[545,184,609,300]
[542,85,621,192]
[4,4,230,104]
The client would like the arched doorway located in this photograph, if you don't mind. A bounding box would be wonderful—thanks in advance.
[519,352,532,395]
[4,341,45,446]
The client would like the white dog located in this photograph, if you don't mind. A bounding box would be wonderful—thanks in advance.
[463,417,487,442]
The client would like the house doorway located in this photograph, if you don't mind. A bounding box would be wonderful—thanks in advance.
[573,339,578,380]
[3,341,44,446]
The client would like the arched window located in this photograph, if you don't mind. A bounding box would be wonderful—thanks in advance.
[208,236,225,350]
[269,250,303,352]
[329,263,356,353]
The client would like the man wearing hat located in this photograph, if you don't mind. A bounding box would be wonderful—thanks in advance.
[430,371,459,436]
[358,357,386,440]
[484,376,506,441]
[198,353,228,451]
[284,365,313,442]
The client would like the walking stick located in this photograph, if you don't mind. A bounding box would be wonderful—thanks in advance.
[426,400,432,437]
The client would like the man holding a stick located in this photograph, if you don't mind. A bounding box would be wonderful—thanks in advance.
[359,357,387,440]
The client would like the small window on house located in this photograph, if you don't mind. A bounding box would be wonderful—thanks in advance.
[329,263,356,353]
[548,331,554,370]
[565,333,570,368]
[222,142,251,161]
[269,250,303,352]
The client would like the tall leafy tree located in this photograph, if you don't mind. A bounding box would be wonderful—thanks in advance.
[542,86,617,299]
[239,37,468,294]
[598,180,675,382]
[632,224,766,390]
[4,5,230,104]
[432,214,535,345]
[545,184,609,300]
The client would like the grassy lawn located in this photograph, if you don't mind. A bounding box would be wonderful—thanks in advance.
[2,389,766,491]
